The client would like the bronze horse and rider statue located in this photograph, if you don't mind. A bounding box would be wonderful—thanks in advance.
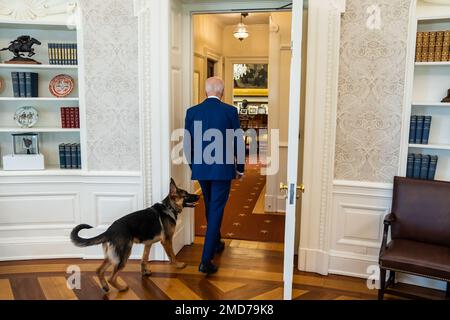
[0,35,42,64]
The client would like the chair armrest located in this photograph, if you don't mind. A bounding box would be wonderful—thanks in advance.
[380,213,396,256]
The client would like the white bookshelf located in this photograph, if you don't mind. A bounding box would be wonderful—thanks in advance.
[409,143,450,151]
[402,1,450,182]
[0,63,78,69]
[415,61,450,66]
[0,18,85,174]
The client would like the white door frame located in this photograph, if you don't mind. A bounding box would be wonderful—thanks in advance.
[133,0,346,293]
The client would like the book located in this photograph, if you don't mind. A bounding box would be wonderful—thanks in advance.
[71,44,76,65]
[25,72,38,97]
[413,154,422,179]
[76,143,81,169]
[406,153,414,178]
[59,143,66,168]
[435,31,444,61]
[64,143,72,168]
[415,32,423,62]
[11,72,20,97]
[409,115,417,143]
[18,72,26,97]
[428,31,436,62]
[443,31,450,62]
[420,154,430,180]
[422,32,430,62]
[57,43,63,64]
[48,43,53,64]
[427,155,438,180]
[415,115,425,143]
[69,107,76,128]
[70,143,78,169]
[421,116,432,144]
[61,107,67,128]
[75,43,78,65]
[74,107,80,128]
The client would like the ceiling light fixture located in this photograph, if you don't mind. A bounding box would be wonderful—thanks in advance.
[233,13,249,41]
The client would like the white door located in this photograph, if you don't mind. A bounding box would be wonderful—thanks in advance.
[169,0,192,254]
[282,0,304,300]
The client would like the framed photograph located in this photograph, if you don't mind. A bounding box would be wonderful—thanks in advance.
[12,133,39,155]
[248,106,258,115]
[233,63,269,96]
[240,108,248,115]
[258,106,267,114]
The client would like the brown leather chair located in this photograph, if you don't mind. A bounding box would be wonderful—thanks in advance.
[378,176,450,300]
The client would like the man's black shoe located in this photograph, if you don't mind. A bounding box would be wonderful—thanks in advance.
[198,261,218,274]
[215,240,225,254]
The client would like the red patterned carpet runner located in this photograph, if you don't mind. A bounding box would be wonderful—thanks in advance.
[195,162,285,242]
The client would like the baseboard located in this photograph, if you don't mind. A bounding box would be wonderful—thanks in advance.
[264,193,286,213]
[0,237,82,261]
[298,247,329,275]
[328,249,447,291]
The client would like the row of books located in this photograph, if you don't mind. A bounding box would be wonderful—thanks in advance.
[58,143,81,169]
[415,31,450,62]
[409,115,431,144]
[406,154,438,180]
[60,107,80,128]
[48,43,78,65]
[11,72,38,97]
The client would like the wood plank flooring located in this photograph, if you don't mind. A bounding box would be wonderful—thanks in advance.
[0,238,444,300]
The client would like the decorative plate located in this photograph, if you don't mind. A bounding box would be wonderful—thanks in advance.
[49,74,75,97]
[14,106,39,128]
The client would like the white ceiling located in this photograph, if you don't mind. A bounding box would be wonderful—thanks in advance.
[205,12,270,26]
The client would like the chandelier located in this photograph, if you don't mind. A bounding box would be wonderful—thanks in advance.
[233,13,249,41]
[233,64,248,81]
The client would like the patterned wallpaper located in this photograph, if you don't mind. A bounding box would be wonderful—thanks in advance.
[79,0,140,171]
[334,0,412,182]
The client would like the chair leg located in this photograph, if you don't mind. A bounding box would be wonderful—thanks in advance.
[378,268,386,300]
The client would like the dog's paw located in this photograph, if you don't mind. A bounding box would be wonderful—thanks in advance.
[141,269,152,277]
[101,285,110,293]
[176,262,187,269]
[118,285,129,292]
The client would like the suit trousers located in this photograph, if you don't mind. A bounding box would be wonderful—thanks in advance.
[198,180,231,263]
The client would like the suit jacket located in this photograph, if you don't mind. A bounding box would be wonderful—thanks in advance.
[184,97,245,181]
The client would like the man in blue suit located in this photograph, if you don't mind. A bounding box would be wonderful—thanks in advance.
[184,77,245,274]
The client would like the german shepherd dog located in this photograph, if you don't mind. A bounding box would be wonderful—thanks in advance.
[70,178,200,292]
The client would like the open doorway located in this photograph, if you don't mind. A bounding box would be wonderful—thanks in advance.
[191,10,305,244]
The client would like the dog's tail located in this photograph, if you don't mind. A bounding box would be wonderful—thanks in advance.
[70,224,108,247]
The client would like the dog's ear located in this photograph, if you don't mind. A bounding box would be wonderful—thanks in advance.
[169,178,177,196]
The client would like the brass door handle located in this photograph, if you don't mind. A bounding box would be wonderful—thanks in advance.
[280,183,306,193]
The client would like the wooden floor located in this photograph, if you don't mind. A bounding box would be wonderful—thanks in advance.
[0,237,440,300]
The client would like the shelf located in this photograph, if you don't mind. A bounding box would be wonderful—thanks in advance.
[0,64,78,69]
[0,128,80,133]
[415,62,450,66]
[409,143,450,151]
[0,21,77,31]
[412,102,450,107]
[0,97,79,102]
[0,166,84,176]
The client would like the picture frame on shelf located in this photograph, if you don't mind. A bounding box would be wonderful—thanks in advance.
[248,106,258,115]
[13,133,39,155]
